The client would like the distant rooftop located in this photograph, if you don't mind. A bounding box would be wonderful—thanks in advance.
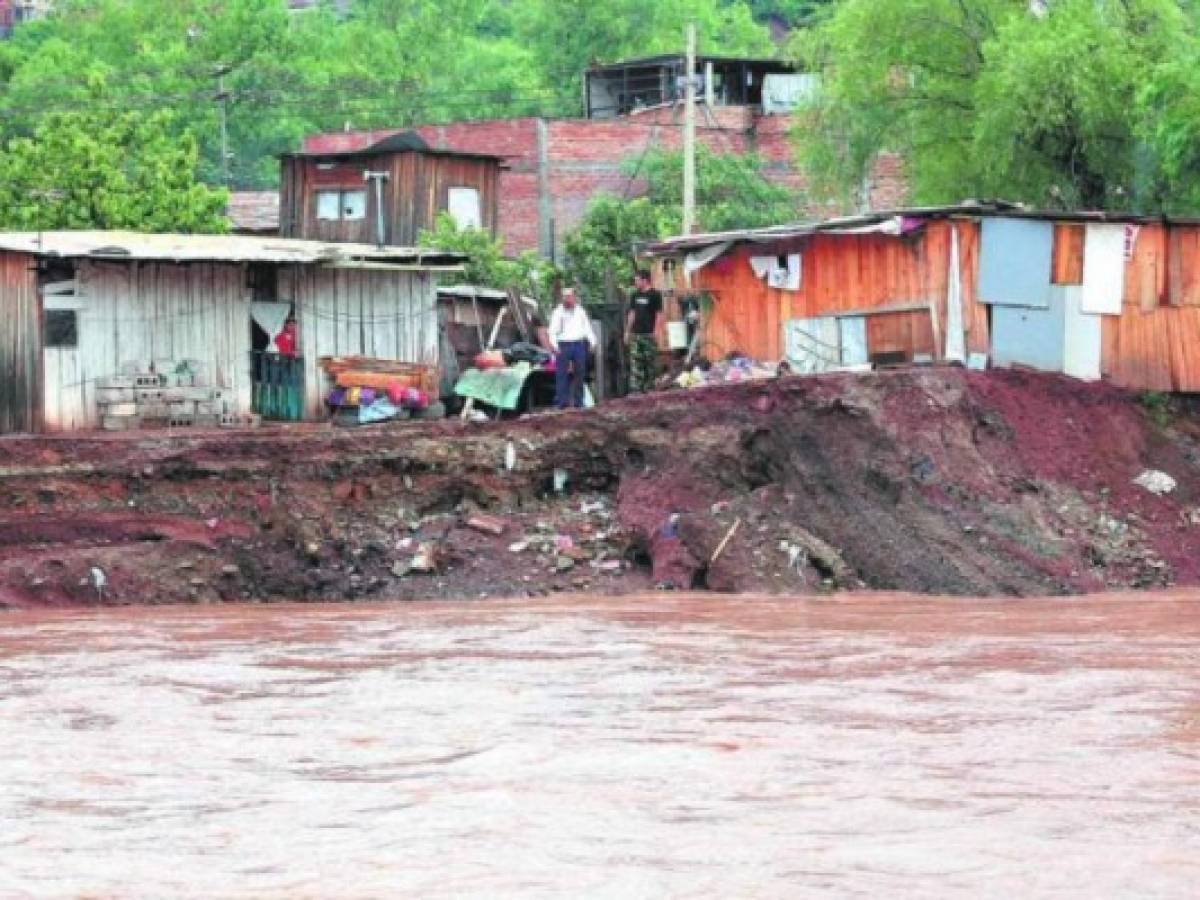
[226,191,280,235]
[0,231,466,268]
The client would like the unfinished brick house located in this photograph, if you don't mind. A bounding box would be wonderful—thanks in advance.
[299,54,907,259]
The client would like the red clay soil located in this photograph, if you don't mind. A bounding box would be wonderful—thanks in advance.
[3,367,1200,608]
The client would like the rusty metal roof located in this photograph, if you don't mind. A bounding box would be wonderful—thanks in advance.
[0,231,467,268]
[225,191,280,234]
[641,201,1200,256]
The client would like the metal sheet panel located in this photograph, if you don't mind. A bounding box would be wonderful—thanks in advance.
[979,217,1054,308]
[838,316,869,365]
[0,251,40,433]
[992,289,1065,373]
[1061,287,1102,381]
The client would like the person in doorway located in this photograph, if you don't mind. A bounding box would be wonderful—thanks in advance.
[274,318,299,359]
[548,287,597,409]
[626,269,663,393]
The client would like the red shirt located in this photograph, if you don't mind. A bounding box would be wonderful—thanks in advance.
[275,328,298,358]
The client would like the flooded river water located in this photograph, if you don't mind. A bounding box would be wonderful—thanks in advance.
[2,592,1199,898]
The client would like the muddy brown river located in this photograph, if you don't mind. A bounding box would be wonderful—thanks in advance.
[2,592,1199,898]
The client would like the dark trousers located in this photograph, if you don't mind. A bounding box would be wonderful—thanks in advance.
[554,340,588,409]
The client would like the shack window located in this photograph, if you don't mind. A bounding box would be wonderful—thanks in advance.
[448,187,482,230]
[45,309,78,349]
[317,188,366,221]
[342,190,366,220]
[316,190,341,221]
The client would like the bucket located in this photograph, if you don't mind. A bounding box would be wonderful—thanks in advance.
[666,321,689,350]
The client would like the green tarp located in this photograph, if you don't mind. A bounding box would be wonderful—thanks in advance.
[454,365,536,411]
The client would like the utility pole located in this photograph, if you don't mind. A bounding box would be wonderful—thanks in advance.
[213,64,232,185]
[682,21,697,236]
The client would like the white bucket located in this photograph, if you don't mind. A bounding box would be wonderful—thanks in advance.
[666,321,688,350]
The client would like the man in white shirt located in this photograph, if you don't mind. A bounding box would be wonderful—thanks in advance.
[548,287,597,409]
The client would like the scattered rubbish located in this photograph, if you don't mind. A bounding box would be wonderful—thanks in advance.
[554,535,575,553]
[505,440,517,472]
[466,515,509,537]
[711,501,730,515]
[592,559,623,572]
[89,567,106,602]
[710,518,743,565]
[508,541,530,553]
[395,537,415,552]
[660,513,681,538]
[410,543,442,574]
[469,409,490,423]
[1134,470,1177,496]
[206,518,219,530]
[580,499,606,515]
[552,468,569,494]
[391,560,412,578]
[554,556,576,572]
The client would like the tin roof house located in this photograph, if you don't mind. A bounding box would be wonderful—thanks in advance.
[643,202,1200,392]
[0,231,464,434]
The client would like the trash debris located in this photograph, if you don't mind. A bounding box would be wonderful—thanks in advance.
[410,543,442,574]
[508,541,530,553]
[552,468,569,493]
[391,560,412,578]
[554,556,576,572]
[580,499,607,515]
[709,518,742,565]
[505,440,517,472]
[554,534,575,553]
[466,515,508,536]
[1134,470,1177,496]
[89,566,106,602]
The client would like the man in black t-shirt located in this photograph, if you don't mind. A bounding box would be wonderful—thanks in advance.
[626,269,663,393]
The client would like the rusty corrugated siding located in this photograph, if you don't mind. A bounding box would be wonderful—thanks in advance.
[689,219,988,362]
[0,250,40,434]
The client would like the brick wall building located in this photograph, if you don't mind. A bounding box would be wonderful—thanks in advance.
[302,109,907,259]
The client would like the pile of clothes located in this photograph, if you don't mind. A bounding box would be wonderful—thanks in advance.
[674,354,783,390]
[326,383,432,425]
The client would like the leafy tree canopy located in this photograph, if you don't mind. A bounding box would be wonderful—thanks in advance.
[418,213,559,305]
[565,147,800,300]
[0,105,227,231]
[0,0,781,190]
[792,0,1198,212]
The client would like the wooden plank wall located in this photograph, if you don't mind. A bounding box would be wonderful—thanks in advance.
[1102,223,1200,392]
[290,267,440,417]
[0,250,41,433]
[42,261,252,431]
[280,152,500,246]
[690,219,988,362]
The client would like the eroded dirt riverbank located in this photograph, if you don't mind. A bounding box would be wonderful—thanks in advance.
[5,367,1200,606]
[1,592,1198,897]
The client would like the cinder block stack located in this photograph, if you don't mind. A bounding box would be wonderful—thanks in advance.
[97,360,234,431]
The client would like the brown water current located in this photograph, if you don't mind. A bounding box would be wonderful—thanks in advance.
[2,592,1199,898]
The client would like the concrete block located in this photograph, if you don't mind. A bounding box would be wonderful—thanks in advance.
[102,415,140,431]
[96,375,136,390]
[95,387,135,404]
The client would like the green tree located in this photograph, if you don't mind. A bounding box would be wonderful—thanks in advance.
[792,0,1194,211]
[565,147,800,300]
[0,107,228,232]
[418,213,559,303]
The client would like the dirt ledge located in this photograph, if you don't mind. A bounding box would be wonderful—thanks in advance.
[3,367,1199,608]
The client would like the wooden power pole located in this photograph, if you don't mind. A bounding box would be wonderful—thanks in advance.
[682,22,697,236]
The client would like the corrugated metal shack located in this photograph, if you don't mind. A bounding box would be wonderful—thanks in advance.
[643,203,1200,392]
[279,131,502,246]
[0,231,464,434]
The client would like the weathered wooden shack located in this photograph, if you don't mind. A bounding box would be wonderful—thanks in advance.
[0,231,464,434]
[643,204,1200,392]
[279,131,502,246]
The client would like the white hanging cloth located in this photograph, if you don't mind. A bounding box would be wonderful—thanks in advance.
[1081,223,1126,315]
[750,253,801,291]
[944,224,966,363]
[251,302,292,352]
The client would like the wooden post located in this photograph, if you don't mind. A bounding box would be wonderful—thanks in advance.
[683,22,697,237]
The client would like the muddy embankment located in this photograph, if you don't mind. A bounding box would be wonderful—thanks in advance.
[3,367,1200,608]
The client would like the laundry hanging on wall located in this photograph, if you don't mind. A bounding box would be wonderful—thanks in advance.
[749,253,801,291]
[250,302,292,352]
[978,217,1054,308]
[1081,223,1126,315]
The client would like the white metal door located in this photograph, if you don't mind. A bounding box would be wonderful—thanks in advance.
[838,316,869,366]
